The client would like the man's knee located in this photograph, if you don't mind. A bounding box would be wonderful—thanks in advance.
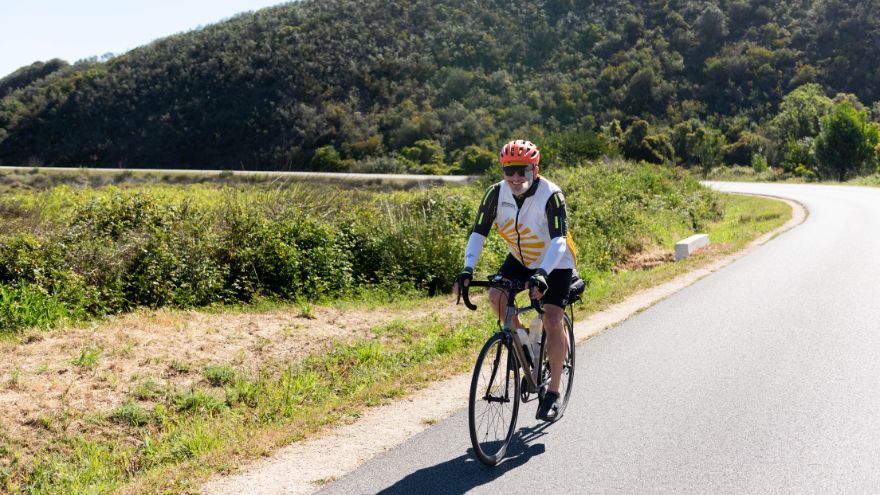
[544,304,564,317]
[487,288,509,312]
[488,288,505,303]
[543,304,565,329]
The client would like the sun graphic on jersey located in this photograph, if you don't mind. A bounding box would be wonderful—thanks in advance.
[496,219,545,266]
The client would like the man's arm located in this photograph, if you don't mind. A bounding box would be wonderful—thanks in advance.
[537,191,568,275]
[463,184,500,270]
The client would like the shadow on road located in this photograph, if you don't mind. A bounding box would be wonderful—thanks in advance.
[375,423,552,495]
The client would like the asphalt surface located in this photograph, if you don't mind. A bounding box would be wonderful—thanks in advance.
[316,183,880,494]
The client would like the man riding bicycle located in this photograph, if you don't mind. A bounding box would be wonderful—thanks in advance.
[454,139,576,422]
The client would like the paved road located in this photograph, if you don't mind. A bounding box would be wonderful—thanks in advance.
[318,183,880,494]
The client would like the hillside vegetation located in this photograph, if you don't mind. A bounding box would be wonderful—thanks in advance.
[2,0,880,180]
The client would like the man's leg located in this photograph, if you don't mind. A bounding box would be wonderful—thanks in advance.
[488,288,525,329]
[542,303,567,393]
[489,256,532,329]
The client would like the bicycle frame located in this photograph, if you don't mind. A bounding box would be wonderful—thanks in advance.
[460,276,546,394]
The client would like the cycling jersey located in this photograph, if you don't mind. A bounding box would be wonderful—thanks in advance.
[464,177,576,272]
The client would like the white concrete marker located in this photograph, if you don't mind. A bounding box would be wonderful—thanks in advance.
[675,234,709,261]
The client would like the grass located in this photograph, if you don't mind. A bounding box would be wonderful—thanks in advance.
[575,194,791,313]
[71,346,101,369]
[166,360,191,375]
[131,377,164,401]
[297,301,316,320]
[110,402,152,427]
[0,192,791,494]
[5,307,495,494]
[846,173,880,187]
[705,165,880,187]
[7,368,22,389]
[0,285,75,335]
[203,365,235,387]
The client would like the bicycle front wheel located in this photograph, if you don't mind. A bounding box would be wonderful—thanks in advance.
[468,332,520,466]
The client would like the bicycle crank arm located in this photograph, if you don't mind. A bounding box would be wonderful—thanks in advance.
[482,395,511,403]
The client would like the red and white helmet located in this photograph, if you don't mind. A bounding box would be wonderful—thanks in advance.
[499,139,540,166]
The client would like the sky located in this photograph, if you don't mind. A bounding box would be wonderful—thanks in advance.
[0,0,290,78]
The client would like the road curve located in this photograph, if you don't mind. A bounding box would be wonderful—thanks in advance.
[317,182,880,494]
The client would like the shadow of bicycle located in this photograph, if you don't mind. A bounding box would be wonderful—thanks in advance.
[375,422,553,495]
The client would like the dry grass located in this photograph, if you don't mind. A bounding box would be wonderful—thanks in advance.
[0,301,457,471]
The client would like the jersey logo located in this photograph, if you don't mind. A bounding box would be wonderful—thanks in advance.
[500,201,516,210]
[496,218,545,267]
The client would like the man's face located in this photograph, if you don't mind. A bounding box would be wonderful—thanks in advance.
[503,165,534,195]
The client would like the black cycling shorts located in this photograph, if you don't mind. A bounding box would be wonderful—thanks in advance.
[496,254,573,308]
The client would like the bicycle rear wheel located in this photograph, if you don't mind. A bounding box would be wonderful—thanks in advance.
[468,332,520,466]
[539,313,575,418]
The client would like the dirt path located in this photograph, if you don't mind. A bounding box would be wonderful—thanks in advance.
[202,198,806,495]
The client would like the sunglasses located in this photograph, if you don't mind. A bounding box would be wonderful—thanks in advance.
[503,165,531,177]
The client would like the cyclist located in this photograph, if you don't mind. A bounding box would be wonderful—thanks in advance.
[454,139,576,422]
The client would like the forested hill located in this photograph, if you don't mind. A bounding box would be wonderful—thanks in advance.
[1,0,879,174]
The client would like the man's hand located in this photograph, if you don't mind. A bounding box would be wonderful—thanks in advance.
[528,269,548,300]
[453,267,474,298]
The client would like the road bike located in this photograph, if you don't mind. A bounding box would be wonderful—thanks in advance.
[458,274,584,466]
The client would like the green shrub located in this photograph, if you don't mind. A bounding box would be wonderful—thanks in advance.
[223,210,353,300]
[124,227,230,307]
[132,377,165,400]
[554,162,721,271]
[454,145,495,174]
[751,153,769,173]
[173,390,226,416]
[0,235,62,285]
[71,346,101,369]
[0,283,73,333]
[68,192,164,240]
[111,402,151,427]
[541,128,614,166]
[310,145,351,172]
[203,365,235,387]
[0,163,723,328]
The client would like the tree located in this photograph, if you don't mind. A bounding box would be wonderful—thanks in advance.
[402,139,445,166]
[781,137,816,173]
[0,59,68,98]
[692,126,725,176]
[671,119,725,170]
[454,145,494,175]
[541,128,612,166]
[310,145,350,172]
[770,84,832,141]
[694,5,728,54]
[814,102,874,181]
[622,120,673,164]
[623,68,673,117]
[751,152,768,173]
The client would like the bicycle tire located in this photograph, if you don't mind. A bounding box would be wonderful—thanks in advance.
[539,313,575,418]
[468,332,520,466]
